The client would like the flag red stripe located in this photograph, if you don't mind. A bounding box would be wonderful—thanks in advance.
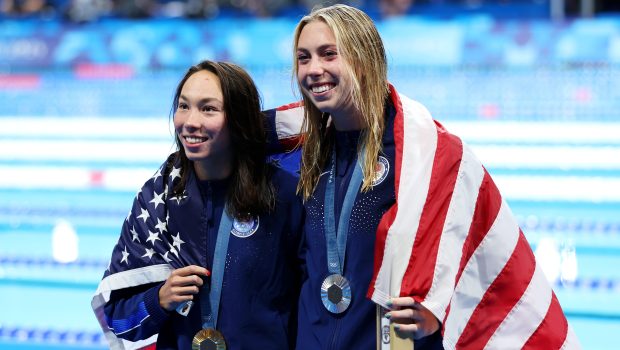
[399,129,463,299]
[278,135,302,151]
[443,170,501,327]
[367,86,404,298]
[275,101,303,111]
[389,85,404,198]
[456,171,501,285]
[456,232,536,348]
[368,204,399,298]
[523,292,569,349]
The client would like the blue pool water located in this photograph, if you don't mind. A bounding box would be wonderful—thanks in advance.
[1,66,619,349]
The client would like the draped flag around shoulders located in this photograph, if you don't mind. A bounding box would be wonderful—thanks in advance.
[367,87,580,349]
[91,156,184,349]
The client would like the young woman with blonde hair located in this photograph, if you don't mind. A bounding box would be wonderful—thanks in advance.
[277,4,579,350]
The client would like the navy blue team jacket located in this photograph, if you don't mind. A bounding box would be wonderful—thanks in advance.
[102,158,304,350]
[294,102,443,350]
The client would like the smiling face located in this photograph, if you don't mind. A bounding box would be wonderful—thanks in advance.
[173,69,232,179]
[296,20,358,127]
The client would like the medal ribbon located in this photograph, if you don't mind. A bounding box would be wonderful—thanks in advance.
[200,206,233,330]
[324,147,365,275]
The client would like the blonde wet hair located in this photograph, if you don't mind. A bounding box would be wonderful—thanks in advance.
[293,4,389,200]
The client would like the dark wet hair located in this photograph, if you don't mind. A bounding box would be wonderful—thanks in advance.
[170,60,274,218]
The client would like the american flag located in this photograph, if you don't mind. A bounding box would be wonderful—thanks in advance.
[365,86,580,349]
[91,155,191,349]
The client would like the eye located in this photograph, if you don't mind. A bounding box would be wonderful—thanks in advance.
[297,52,309,64]
[202,105,218,113]
[324,50,338,59]
[177,102,189,110]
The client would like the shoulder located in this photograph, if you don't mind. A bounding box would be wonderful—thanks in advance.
[267,164,304,225]
[138,152,181,193]
[396,93,434,123]
[268,165,304,214]
[269,164,299,197]
[396,92,463,142]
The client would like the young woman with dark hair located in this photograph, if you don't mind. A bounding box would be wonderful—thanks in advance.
[92,60,303,350]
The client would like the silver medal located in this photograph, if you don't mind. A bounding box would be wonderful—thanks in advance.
[321,273,352,314]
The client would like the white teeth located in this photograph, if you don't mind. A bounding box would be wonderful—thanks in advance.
[311,84,332,93]
[185,136,207,144]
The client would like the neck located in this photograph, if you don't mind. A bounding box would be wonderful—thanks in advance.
[330,111,365,131]
[193,156,233,181]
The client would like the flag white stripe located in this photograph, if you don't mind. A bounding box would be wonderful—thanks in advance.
[275,107,305,140]
[484,262,551,349]
[561,326,581,350]
[423,145,485,321]
[370,96,437,306]
[93,264,173,303]
[113,314,151,335]
[92,265,172,350]
[443,201,520,348]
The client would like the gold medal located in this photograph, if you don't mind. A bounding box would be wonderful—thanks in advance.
[192,328,226,350]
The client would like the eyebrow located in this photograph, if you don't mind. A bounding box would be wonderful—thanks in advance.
[178,95,223,104]
[297,44,337,52]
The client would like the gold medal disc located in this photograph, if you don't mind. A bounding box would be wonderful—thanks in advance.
[192,328,226,350]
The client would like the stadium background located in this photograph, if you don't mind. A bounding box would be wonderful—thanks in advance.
[1,0,619,349]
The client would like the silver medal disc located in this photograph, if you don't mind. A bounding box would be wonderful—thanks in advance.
[321,273,352,314]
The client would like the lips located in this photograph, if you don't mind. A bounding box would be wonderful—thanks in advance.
[184,136,208,144]
[310,83,335,94]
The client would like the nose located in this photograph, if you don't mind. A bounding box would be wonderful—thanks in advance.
[306,57,324,77]
[183,108,201,130]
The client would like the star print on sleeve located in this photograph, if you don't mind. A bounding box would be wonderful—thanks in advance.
[169,189,188,205]
[130,226,140,243]
[150,191,165,209]
[105,156,189,277]
[168,242,179,258]
[155,218,168,234]
[137,207,150,223]
[120,246,130,265]
[146,230,161,246]
[270,157,282,168]
[172,232,185,252]
[169,166,181,182]
[142,247,156,260]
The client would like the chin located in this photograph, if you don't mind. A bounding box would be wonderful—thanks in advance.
[184,151,205,161]
[313,101,334,114]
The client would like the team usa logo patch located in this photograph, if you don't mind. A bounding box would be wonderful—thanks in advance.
[372,156,390,186]
[231,216,260,238]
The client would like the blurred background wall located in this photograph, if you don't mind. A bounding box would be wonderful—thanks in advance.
[1,0,619,349]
